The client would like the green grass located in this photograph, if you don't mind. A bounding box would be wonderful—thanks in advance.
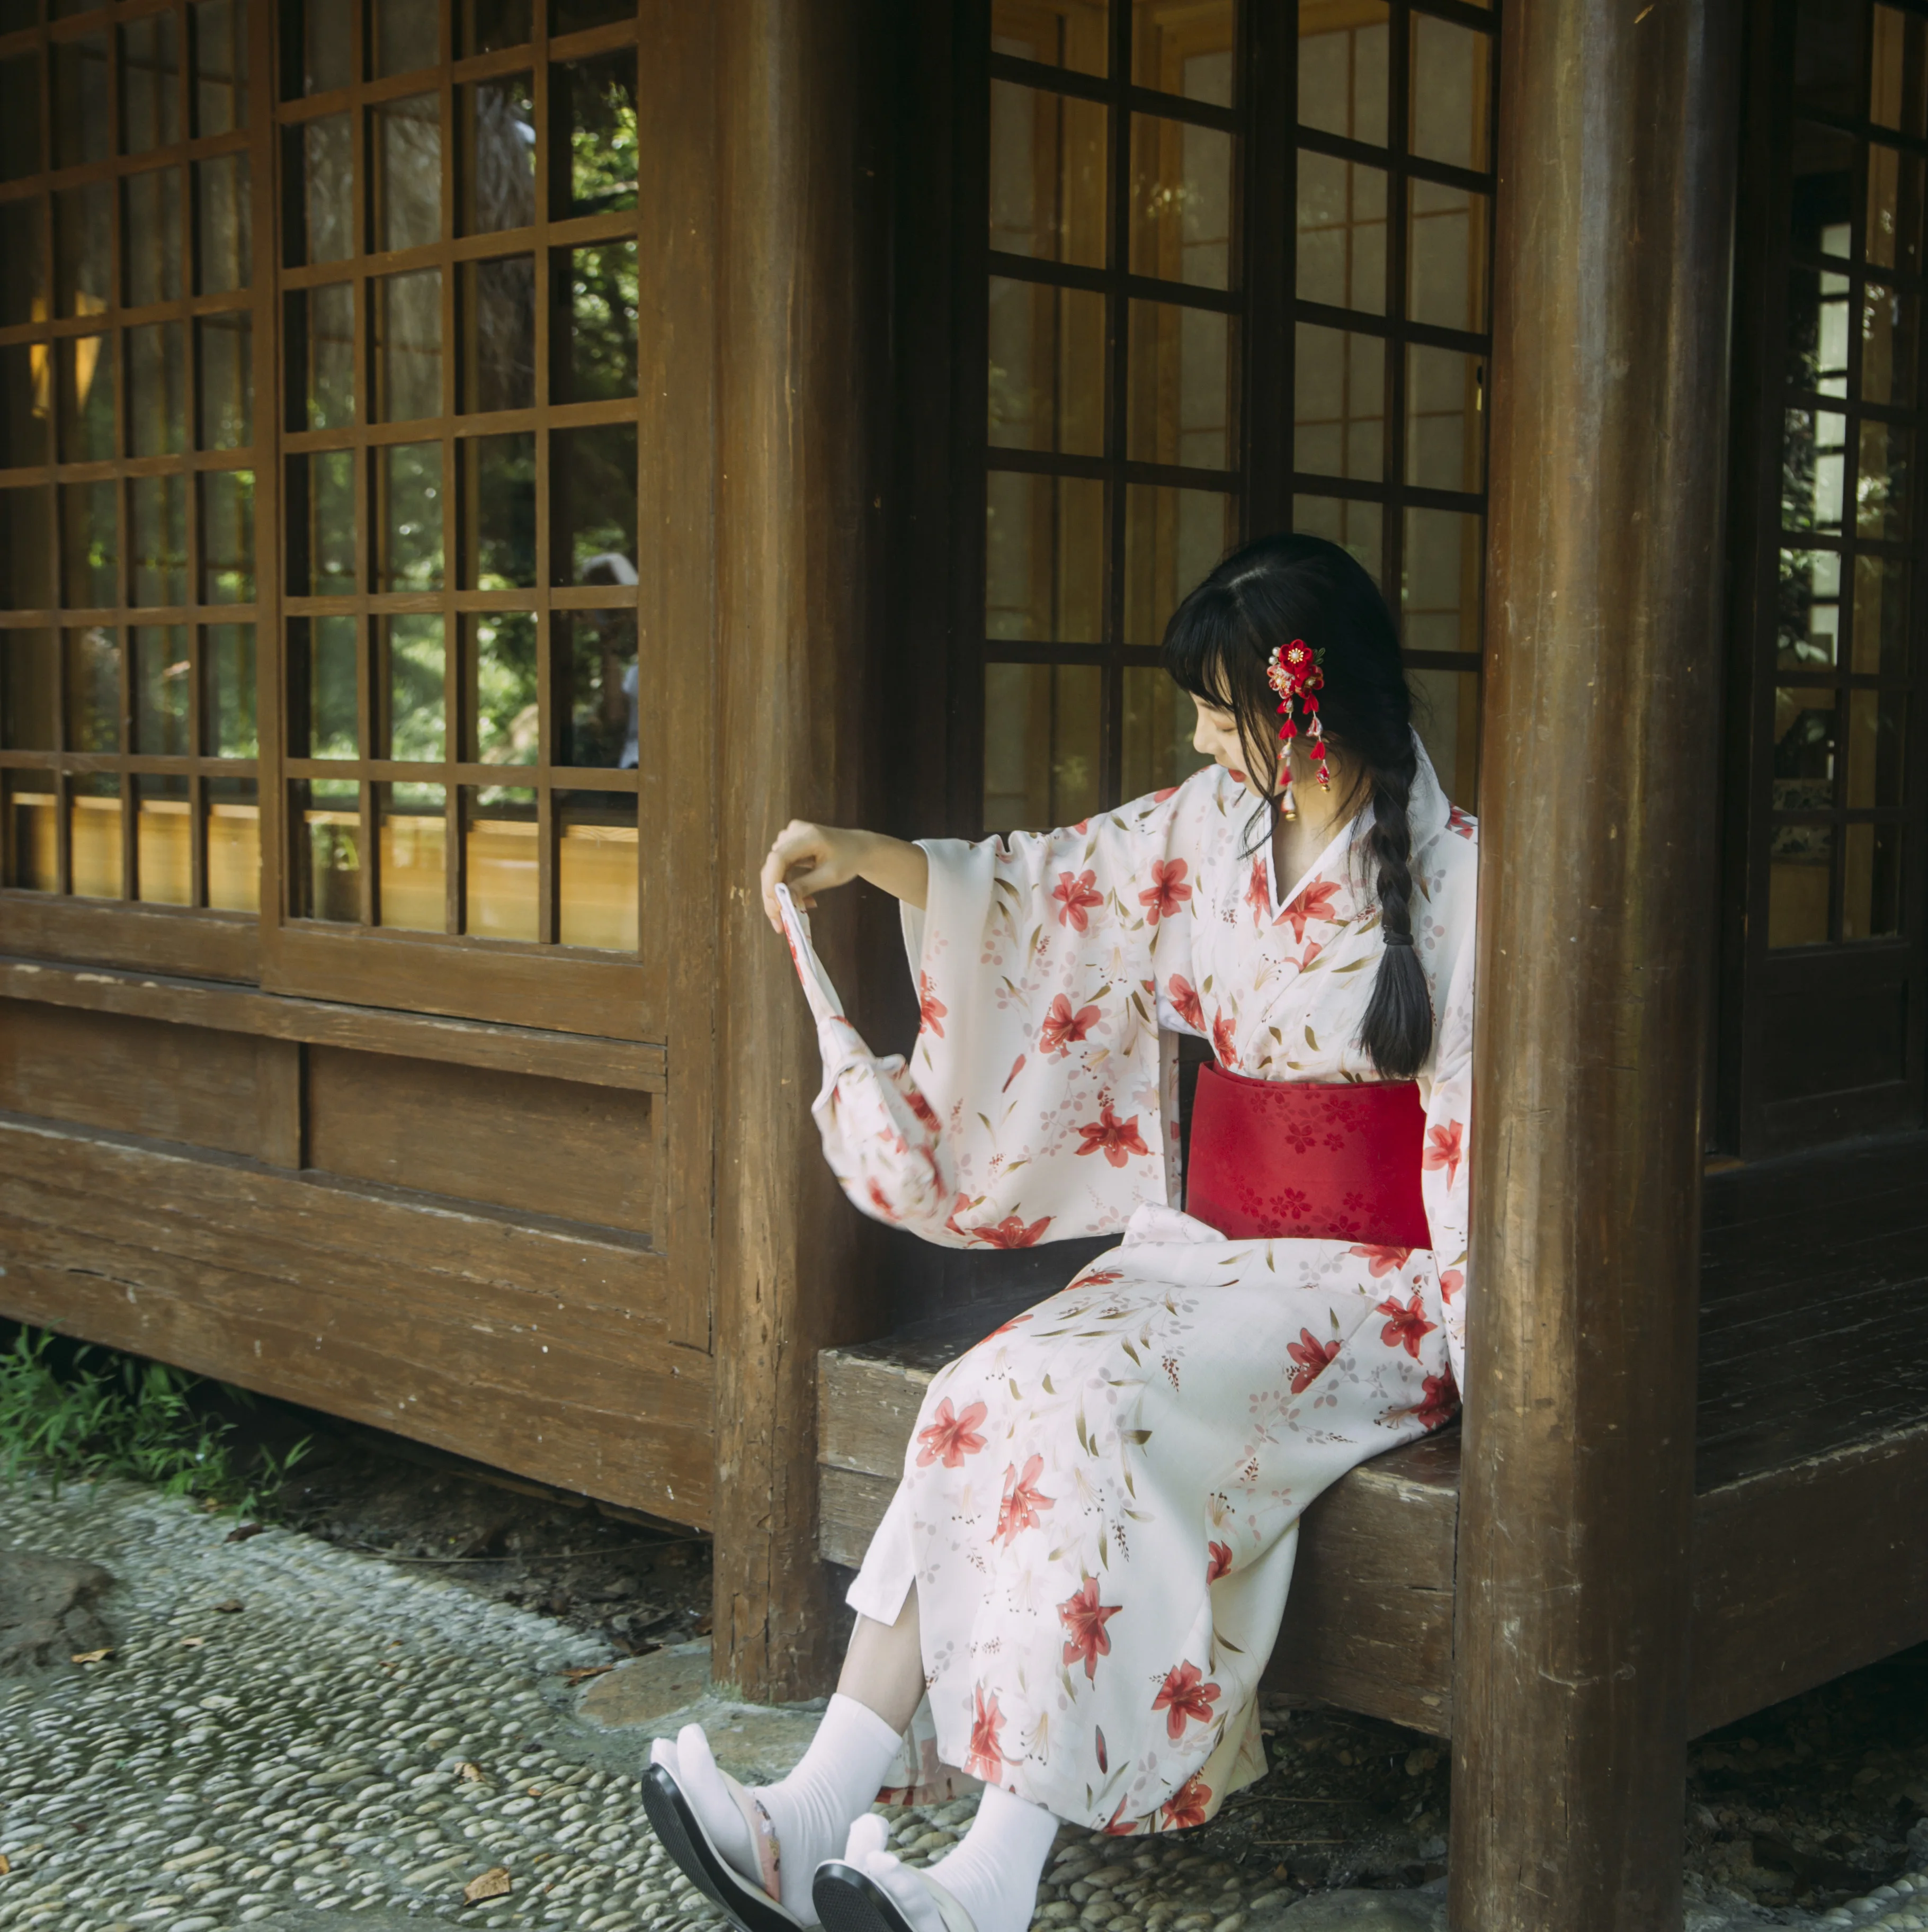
[0,1327,307,1517]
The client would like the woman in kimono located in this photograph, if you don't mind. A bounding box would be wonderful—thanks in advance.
[641,533,1476,1932]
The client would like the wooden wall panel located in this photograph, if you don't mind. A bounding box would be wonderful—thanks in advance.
[0,1004,263,1157]
[0,1118,712,1525]
[306,1046,661,1240]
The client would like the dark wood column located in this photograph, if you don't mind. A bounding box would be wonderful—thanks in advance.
[1450,1,1741,1925]
[710,0,892,1700]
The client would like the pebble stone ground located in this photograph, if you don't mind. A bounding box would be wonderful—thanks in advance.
[2,1472,1925,1932]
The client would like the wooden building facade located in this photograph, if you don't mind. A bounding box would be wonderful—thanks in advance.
[2,0,1926,1924]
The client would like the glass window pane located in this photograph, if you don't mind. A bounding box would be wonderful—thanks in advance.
[51,35,109,167]
[1407,179,1488,331]
[464,783,537,939]
[1,201,48,327]
[1123,481,1235,642]
[1777,546,1842,672]
[64,623,119,749]
[60,480,117,607]
[557,50,637,218]
[1298,2,1388,146]
[1127,299,1234,470]
[1787,263,1851,396]
[1773,685,1838,808]
[1130,112,1233,290]
[1406,344,1484,493]
[377,93,442,251]
[1852,552,1908,676]
[1295,322,1383,480]
[1842,823,1902,942]
[1859,281,1918,408]
[4,486,55,609]
[986,469,1104,642]
[1403,507,1483,654]
[199,310,254,449]
[1845,689,1905,809]
[206,774,260,911]
[1132,0,1237,102]
[1782,406,1848,531]
[1297,151,1386,314]
[1769,820,1832,947]
[551,423,635,585]
[56,334,113,462]
[559,607,636,767]
[6,774,59,892]
[555,0,635,35]
[203,620,256,755]
[136,773,192,905]
[196,154,252,294]
[1292,491,1381,585]
[983,661,1101,832]
[460,0,532,56]
[992,277,1105,458]
[1788,122,1853,262]
[298,448,356,593]
[295,777,362,922]
[193,0,248,136]
[377,441,444,589]
[990,80,1107,267]
[377,0,439,76]
[1870,4,1928,134]
[300,282,355,429]
[2,628,58,749]
[55,181,112,318]
[302,0,353,94]
[375,268,443,420]
[0,52,44,183]
[1409,665,1481,809]
[558,790,637,952]
[132,623,190,753]
[1867,141,1925,278]
[379,614,447,763]
[304,113,356,264]
[1121,663,1213,802]
[460,255,535,411]
[997,0,1109,76]
[294,613,359,757]
[461,432,536,589]
[559,241,638,403]
[123,10,181,155]
[70,772,122,899]
[129,321,188,457]
[1857,418,1910,540]
[462,610,539,764]
[1409,13,1490,171]
[459,73,537,234]
[130,474,189,607]
[125,167,184,308]
[378,781,447,930]
[200,468,254,604]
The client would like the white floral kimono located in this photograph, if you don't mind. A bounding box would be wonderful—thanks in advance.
[779,739,1476,1836]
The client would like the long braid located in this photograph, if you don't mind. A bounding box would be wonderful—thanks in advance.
[1357,739,1432,1079]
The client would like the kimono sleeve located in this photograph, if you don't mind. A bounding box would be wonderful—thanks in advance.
[903,781,1204,1249]
[1421,928,1474,1389]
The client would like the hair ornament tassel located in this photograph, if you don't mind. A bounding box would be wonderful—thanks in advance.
[1265,638,1331,797]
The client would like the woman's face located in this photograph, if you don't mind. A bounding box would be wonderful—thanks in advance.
[1190,694,1273,806]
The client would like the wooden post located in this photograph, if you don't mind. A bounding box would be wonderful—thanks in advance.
[1450,1,1741,1926]
[710,0,892,1702]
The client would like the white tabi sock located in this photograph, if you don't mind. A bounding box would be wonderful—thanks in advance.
[650,1692,903,1925]
[846,1784,1059,1932]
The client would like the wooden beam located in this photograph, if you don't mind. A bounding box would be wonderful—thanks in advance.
[710,0,892,1701]
[1452,2,1743,1926]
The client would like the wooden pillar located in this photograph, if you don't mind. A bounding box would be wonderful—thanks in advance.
[710,0,891,1701]
[1450,1,1740,1926]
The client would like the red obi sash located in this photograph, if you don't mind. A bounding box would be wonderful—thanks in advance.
[1185,1063,1431,1246]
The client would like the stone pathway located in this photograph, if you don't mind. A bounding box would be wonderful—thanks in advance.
[0,1473,1923,1932]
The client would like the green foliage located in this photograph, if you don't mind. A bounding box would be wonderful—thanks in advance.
[0,1328,307,1517]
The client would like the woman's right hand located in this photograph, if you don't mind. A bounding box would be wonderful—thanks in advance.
[759,821,930,931]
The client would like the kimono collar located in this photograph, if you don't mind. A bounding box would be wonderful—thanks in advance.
[1404,730,1453,852]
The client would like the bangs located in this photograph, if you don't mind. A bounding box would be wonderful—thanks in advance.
[1160,587,1245,711]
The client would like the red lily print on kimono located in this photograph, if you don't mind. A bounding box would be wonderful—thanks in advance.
[1075,1103,1149,1168]
[1376,1290,1438,1359]
[915,1398,988,1469]
[1287,1327,1341,1394]
[1244,858,1270,925]
[970,1212,1055,1250]
[1058,1576,1123,1682]
[967,1686,1006,1781]
[1161,1774,1213,1831]
[1439,1267,1464,1304]
[1152,1661,1220,1742]
[1423,1120,1465,1188]
[1052,869,1104,932]
[1039,994,1102,1057]
[995,1454,1056,1544]
[1349,1244,1413,1278]
[1138,858,1192,926]
[1277,877,1341,942]
[1402,1370,1458,1432]
[1166,974,1206,1033]
[917,973,947,1038]
[1205,1541,1234,1584]
[1211,1010,1239,1069]
[1448,804,1476,840]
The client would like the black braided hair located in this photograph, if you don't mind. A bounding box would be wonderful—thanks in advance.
[1159,532,1433,1080]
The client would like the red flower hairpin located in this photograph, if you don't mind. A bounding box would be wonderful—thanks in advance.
[1265,638,1330,795]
